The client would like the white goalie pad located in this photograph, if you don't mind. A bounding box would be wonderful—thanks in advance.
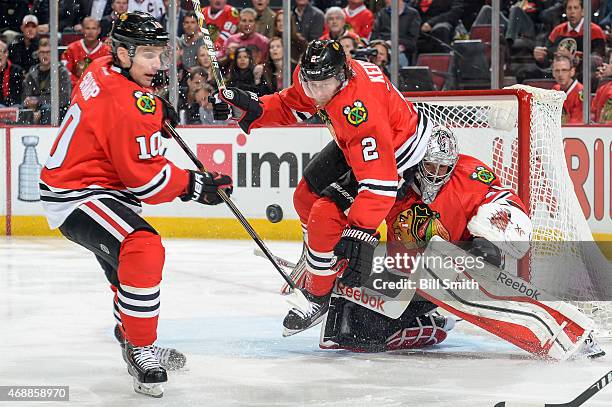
[415,236,595,360]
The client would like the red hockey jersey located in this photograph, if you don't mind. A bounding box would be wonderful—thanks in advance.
[203,5,240,50]
[553,79,583,124]
[61,39,112,86]
[344,5,374,40]
[40,56,189,229]
[591,81,612,124]
[253,58,431,231]
[386,155,526,247]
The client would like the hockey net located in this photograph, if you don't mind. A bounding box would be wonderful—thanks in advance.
[405,85,612,337]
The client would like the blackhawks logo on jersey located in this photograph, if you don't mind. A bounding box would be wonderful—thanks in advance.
[470,166,495,185]
[392,203,450,248]
[133,91,157,115]
[343,100,367,127]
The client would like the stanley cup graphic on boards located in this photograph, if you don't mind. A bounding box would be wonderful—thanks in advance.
[18,135,42,202]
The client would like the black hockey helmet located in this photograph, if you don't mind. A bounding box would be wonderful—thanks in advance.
[300,40,346,82]
[110,11,169,56]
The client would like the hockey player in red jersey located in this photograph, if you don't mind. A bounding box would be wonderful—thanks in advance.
[61,17,112,86]
[319,126,604,358]
[212,39,432,335]
[39,12,232,397]
[203,0,240,51]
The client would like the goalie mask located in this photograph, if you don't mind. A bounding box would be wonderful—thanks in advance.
[414,125,458,204]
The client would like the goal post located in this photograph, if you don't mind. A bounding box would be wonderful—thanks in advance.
[404,85,612,336]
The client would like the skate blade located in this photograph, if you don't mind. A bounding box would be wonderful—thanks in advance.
[133,378,164,398]
[282,312,328,337]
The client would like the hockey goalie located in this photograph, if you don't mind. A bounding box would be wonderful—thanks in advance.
[306,126,605,360]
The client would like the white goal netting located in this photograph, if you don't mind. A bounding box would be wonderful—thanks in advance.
[406,85,612,337]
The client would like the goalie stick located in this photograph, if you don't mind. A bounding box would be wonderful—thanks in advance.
[494,369,612,407]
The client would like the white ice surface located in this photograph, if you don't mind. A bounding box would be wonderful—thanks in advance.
[1,238,611,407]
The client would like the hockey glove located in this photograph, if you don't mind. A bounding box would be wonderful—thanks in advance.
[212,87,263,133]
[181,170,233,205]
[321,171,358,212]
[332,226,380,287]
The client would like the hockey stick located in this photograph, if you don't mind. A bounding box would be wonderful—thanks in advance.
[190,0,226,90]
[494,370,612,406]
[253,248,297,269]
[162,121,311,313]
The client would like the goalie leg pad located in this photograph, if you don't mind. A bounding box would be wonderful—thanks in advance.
[320,294,445,352]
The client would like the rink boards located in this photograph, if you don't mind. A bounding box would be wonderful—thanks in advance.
[0,125,610,246]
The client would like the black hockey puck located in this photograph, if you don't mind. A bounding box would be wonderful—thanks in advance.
[266,204,283,223]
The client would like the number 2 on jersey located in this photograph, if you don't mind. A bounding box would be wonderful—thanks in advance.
[361,137,379,162]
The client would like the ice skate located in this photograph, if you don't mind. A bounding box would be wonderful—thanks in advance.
[283,290,330,337]
[126,342,167,398]
[572,332,606,359]
[115,324,187,370]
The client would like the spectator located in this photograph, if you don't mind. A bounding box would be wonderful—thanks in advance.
[343,0,374,40]
[196,84,224,124]
[179,11,205,70]
[128,0,165,20]
[194,45,215,87]
[414,0,464,54]
[32,0,50,33]
[272,10,308,66]
[533,0,606,70]
[8,15,40,74]
[226,47,264,94]
[160,0,186,37]
[252,0,276,39]
[371,0,420,64]
[314,0,345,12]
[552,54,583,124]
[61,17,111,86]
[0,0,29,40]
[22,38,72,124]
[503,0,564,55]
[369,39,391,77]
[338,34,358,59]
[591,54,612,123]
[320,7,361,42]
[294,0,325,41]
[223,8,270,64]
[203,0,240,51]
[59,0,113,32]
[101,0,130,39]
[178,66,207,122]
[0,39,23,107]
[260,36,285,94]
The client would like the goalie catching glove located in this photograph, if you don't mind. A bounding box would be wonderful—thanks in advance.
[181,170,233,205]
[212,87,263,134]
[332,226,380,287]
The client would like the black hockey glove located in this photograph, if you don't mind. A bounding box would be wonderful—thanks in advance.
[332,226,380,287]
[321,171,358,212]
[158,95,179,138]
[211,87,263,133]
[181,170,233,206]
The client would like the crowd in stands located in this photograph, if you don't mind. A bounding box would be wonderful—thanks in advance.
[1,0,612,124]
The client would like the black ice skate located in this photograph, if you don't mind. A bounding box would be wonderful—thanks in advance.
[283,290,330,337]
[115,324,187,370]
[126,342,168,398]
[573,332,606,359]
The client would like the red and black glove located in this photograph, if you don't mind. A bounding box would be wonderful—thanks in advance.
[211,87,263,133]
[332,226,380,287]
[181,170,233,206]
